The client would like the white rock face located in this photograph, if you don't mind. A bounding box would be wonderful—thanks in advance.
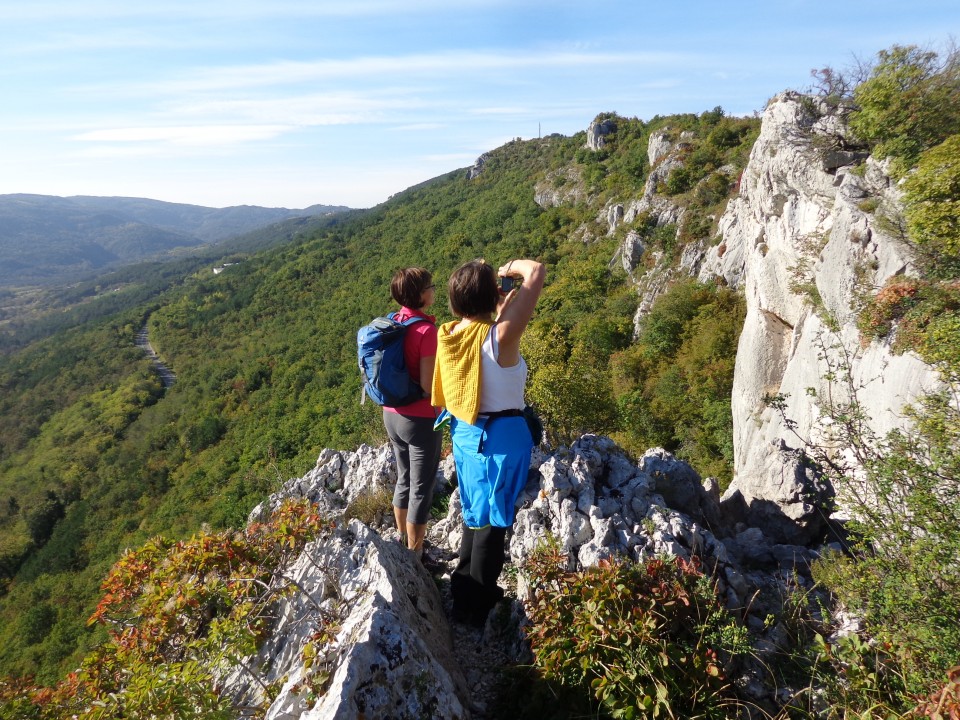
[466,153,488,180]
[586,117,617,150]
[598,129,692,333]
[533,166,587,208]
[232,435,828,717]
[614,230,646,275]
[647,130,674,167]
[225,521,468,720]
[698,92,940,527]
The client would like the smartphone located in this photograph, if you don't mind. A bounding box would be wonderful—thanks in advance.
[500,276,517,293]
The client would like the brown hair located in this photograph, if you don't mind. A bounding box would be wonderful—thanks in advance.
[447,259,499,318]
[391,267,433,309]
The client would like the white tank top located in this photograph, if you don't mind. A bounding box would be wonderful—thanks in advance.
[478,324,527,413]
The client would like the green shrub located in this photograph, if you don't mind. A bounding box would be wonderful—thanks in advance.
[611,280,744,484]
[806,631,905,718]
[856,277,924,342]
[0,500,332,719]
[857,277,960,363]
[523,542,746,719]
[902,134,960,278]
[849,45,960,176]
[773,322,960,713]
[665,165,694,195]
[524,327,619,446]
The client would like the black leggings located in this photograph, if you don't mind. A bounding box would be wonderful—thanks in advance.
[451,524,507,626]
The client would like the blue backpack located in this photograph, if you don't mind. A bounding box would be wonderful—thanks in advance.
[357,313,428,406]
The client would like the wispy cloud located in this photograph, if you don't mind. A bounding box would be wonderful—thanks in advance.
[5,0,957,209]
[3,30,201,55]
[144,50,690,94]
[73,125,290,145]
[166,92,426,125]
[0,0,526,22]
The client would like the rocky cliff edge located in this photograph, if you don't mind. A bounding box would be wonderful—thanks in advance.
[698,92,940,541]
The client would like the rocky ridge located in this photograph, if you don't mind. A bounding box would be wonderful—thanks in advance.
[221,93,944,719]
[226,436,830,719]
[697,92,940,532]
[595,92,939,538]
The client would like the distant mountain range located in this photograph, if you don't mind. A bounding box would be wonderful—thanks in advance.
[0,194,350,286]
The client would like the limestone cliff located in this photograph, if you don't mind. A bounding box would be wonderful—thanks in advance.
[698,92,940,537]
[544,96,939,540]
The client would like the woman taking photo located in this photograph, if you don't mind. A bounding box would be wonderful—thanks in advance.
[432,257,545,627]
[383,267,442,560]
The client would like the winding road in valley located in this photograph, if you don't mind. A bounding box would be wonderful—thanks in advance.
[135,325,177,389]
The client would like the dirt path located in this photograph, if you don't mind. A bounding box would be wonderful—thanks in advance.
[424,542,529,719]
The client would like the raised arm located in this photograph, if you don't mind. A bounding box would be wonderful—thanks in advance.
[494,258,545,367]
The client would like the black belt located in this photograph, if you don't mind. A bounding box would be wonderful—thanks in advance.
[479,408,523,419]
[476,408,523,452]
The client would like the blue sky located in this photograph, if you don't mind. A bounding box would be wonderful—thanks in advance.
[1,1,957,210]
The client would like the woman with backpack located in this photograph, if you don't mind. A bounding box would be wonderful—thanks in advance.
[383,267,442,560]
[431,257,545,627]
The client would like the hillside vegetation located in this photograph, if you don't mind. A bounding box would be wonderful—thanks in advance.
[0,108,757,684]
[1,41,958,720]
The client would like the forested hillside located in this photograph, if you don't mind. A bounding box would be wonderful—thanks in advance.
[0,213,351,352]
[1,42,959,720]
[0,194,349,286]
[0,108,758,682]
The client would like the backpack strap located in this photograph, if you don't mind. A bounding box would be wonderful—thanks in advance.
[391,311,431,328]
[395,313,431,401]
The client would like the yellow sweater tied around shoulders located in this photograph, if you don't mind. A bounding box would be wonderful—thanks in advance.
[431,319,492,425]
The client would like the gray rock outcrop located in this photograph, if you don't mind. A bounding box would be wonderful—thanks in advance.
[226,434,824,718]
[598,128,691,332]
[586,117,617,150]
[466,153,488,180]
[231,447,464,720]
[697,92,940,534]
[533,166,587,208]
[225,521,467,720]
[609,229,646,276]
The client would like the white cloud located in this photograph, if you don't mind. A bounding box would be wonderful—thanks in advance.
[167,92,425,126]
[143,50,689,94]
[73,125,291,146]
